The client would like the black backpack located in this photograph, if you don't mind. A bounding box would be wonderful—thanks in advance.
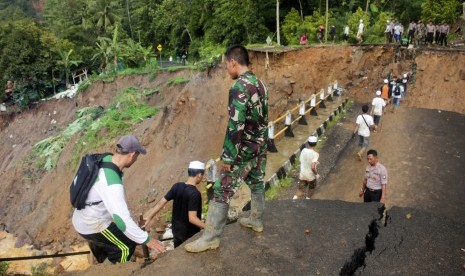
[70,153,121,210]
[394,86,401,96]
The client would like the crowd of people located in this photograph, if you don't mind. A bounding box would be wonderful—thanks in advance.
[71,45,269,263]
[298,18,450,47]
[70,43,411,266]
[385,19,450,47]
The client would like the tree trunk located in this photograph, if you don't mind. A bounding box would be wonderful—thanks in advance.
[276,0,281,46]
[126,0,133,38]
[365,0,370,13]
[298,0,304,23]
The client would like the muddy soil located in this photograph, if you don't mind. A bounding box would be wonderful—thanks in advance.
[1,45,465,274]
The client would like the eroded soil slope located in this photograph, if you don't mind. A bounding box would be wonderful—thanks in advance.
[0,45,463,248]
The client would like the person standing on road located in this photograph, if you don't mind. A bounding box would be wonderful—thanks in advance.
[353,105,376,161]
[384,20,392,44]
[72,135,165,264]
[357,19,364,44]
[371,90,386,128]
[407,20,416,44]
[330,25,336,42]
[144,161,206,248]
[402,73,409,98]
[343,24,350,42]
[426,21,435,45]
[415,20,426,46]
[381,79,390,112]
[359,149,388,203]
[300,33,308,46]
[440,22,449,46]
[392,80,403,113]
[185,44,268,253]
[293,136,320,200]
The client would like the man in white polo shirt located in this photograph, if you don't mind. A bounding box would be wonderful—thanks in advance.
[358,149,388,203]
[293,136,320,199]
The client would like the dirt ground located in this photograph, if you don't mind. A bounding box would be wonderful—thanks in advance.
[1,45,465,274]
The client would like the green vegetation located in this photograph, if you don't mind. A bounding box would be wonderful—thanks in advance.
[0,262,9,276]
[166,77,191,86]
[72,87,158,160]
[266,176,294,200]
[163,210,172,222]
[31,263,53,276]
[28,86,158,171]
[30,106,104,171]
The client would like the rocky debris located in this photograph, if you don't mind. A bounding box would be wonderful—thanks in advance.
[14,231,33,248]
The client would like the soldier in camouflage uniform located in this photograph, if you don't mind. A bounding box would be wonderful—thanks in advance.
[185,45,268,253]
[415,21,426,47]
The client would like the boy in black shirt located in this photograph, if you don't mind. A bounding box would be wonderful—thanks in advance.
[144,161,205,247]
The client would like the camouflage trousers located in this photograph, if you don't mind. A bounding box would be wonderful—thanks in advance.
[213,154,267,204]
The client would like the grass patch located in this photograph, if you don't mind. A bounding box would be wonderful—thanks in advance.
[76,79,92,94]
[265,177,294,200]
[28,106,104,172]
[161,65,196,72]
[31,263,53,276]
[163,210,172,222]
[0,262,10,276]
[166,77,190,86]
[72,87,158,162]
[142,88,160,97]
[28,86,159,171]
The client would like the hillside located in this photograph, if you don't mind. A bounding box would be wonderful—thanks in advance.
[0,45,464,273]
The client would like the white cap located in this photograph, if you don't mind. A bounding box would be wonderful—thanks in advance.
[384,79,388,84]
[376,90,381,96]
[403,73,407,78]
[360,19,363,23]
[188,161,205,170]
[308,136,318,143]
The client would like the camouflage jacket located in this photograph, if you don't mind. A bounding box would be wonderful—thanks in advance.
[221,71,268,165]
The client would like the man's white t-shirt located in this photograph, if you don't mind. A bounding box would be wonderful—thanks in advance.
[372,97,386,116]
[356,114,374,137]
[300,148,319,181]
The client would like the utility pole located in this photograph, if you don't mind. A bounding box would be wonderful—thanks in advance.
[276,0,281,46]
[325,0,328,43]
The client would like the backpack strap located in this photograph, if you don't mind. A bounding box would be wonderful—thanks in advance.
[101,162,123,178]
[361,114,371,129]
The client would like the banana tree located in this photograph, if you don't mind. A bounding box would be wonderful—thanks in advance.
[57,49,81,88]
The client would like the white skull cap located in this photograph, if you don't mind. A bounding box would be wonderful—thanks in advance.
[308,136,318,143]
[189,161,205,170]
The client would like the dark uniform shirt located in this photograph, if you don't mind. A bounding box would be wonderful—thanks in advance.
[164,182,202,241]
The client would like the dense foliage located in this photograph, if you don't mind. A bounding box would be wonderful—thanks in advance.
[0,0,462,105]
